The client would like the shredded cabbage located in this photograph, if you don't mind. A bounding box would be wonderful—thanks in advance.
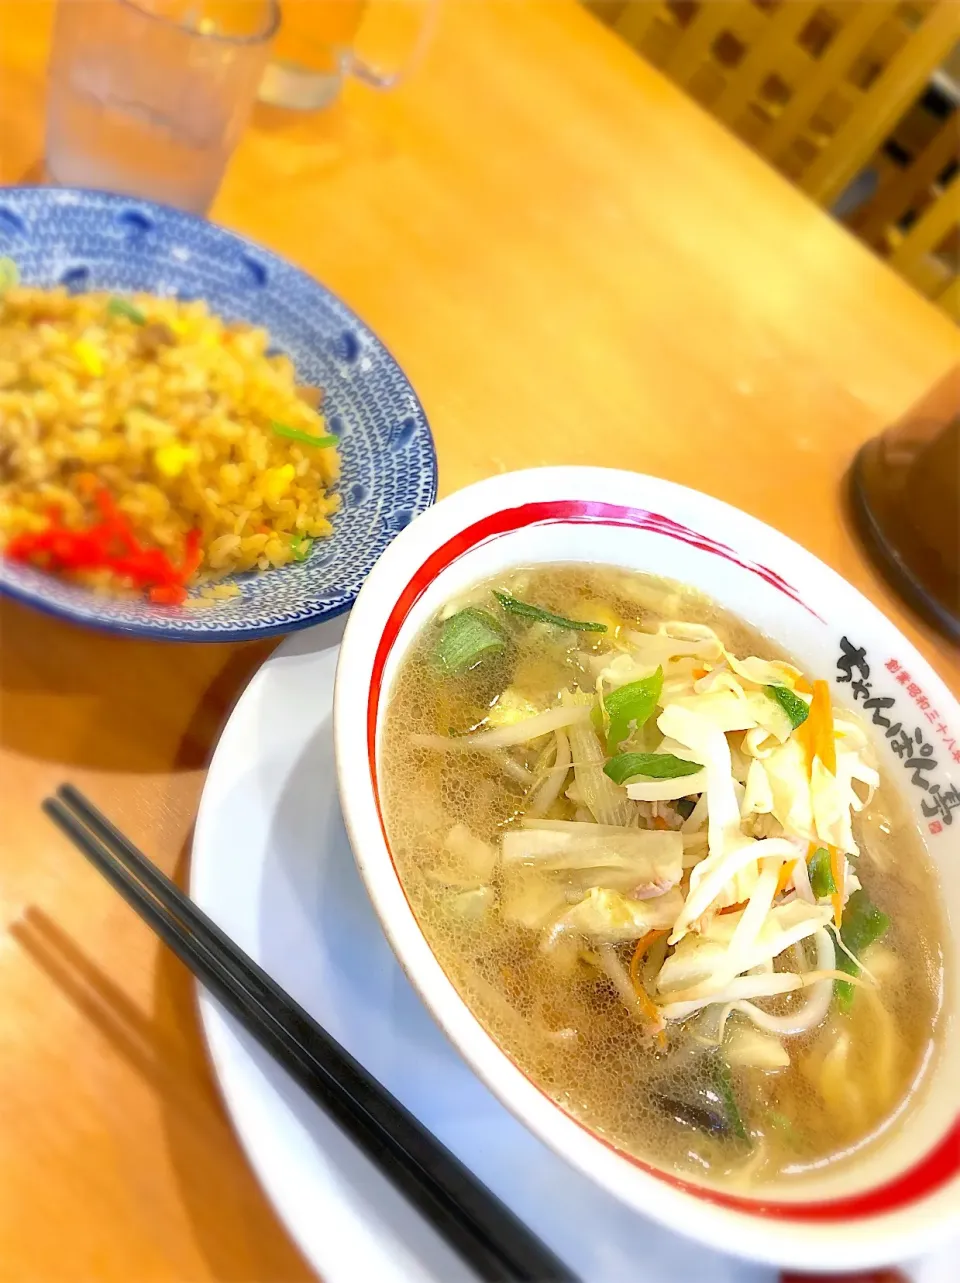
[557,886,684,942]
[724,1023,790,1070]
[723,856,782,980]
[743,756,777,818]
[567,699,634,826]
[759,738,816,839]
[668,688,759,733]
[625,769,709,802]
[500,871,569,929]
[502,826,682,895]
[811,757,856,855]
[412,702,590,752]
[474,606,883,1036]
[658,706,744,867]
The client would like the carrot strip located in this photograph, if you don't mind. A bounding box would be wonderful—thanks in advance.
[652,815,671,831]
[629,929,668,986]
[794,676,813,694]
[797,678,836,776]
[692,667,708,680]
[775,859,797,897]
[717,900,748,916]
[629,929,668,1042]
[631,977,662,1029]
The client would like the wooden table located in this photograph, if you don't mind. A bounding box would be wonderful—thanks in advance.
[1,1,958,1277]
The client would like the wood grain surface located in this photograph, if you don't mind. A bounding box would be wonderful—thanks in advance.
[1,0,958,1278]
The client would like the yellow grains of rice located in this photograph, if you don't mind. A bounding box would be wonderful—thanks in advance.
[0,287,341,593]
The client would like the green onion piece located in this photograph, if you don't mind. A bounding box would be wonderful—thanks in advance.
[271,421,338,448]
[835,889,890,1010]
[0,257,20,293]
[711,1056,749,1143]
[493,590,607,633]
[835,955,858,1010]
[289,533,312,562]
[601,667,663,752]
[604,751,702,784]
[434,608,505,675]
[808,846,837,899]
[765,683,810,730]
[107,297,146,325]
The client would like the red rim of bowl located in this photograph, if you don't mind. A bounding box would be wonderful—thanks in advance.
[363,498,959,1221]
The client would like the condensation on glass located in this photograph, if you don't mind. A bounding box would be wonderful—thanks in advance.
[46,0,279,215]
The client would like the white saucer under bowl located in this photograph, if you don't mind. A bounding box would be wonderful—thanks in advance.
[190,620,954,1283]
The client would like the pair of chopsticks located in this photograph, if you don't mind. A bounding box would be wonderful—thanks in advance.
[43,785,577,1283]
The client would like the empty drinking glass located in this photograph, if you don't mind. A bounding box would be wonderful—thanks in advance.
[258,0,437,111]
[45,0,279,215]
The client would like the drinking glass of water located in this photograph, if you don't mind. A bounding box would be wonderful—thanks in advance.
[46,0,279,215]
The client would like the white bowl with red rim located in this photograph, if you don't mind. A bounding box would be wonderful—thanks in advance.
[333,466,960,1271]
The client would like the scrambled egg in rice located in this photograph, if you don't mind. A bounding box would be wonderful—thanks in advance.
[0,280,340,603]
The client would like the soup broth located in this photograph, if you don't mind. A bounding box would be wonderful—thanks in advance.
[379,564,945,1187]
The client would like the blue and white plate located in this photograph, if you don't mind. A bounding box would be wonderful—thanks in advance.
[0,187,437,641]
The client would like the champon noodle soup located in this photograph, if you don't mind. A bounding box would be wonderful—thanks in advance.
[378,564,947,1188]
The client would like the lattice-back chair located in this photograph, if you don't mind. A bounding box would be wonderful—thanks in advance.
[591,1,958,209]
[845,90,959,318]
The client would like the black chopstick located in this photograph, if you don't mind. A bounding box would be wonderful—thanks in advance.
[43,785,577,1283]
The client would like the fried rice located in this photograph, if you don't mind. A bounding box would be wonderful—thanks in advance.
[0,284,340,601]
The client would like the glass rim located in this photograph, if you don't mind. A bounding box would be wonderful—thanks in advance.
[117,0,281,47]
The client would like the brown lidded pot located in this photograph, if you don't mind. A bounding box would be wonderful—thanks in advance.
[850,365,960,643]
